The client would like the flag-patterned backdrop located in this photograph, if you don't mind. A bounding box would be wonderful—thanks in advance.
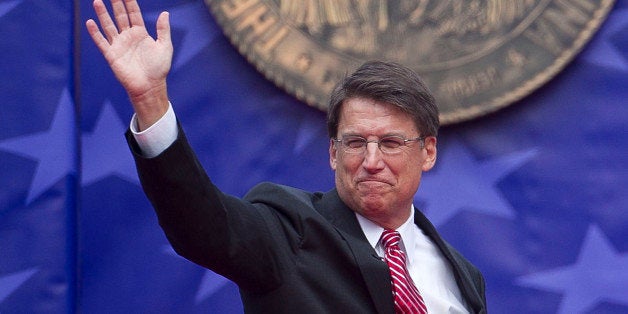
[1,0,626,313]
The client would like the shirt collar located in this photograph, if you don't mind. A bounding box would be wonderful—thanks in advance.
[355,206,417,262]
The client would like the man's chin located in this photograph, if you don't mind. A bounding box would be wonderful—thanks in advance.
[357,190,389,210]
[355,198,390,221]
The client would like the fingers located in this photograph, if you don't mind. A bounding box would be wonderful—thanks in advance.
[111,0,130,31]
[85,19,111,54]
[91,0,146,40]
[123,0,146,27]
[87,0,154,51]
[92,0,118,43]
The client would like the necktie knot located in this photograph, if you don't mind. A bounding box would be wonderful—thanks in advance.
[381,229,401,249]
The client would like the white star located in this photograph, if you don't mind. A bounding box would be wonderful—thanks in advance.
[0,268,38,303]
[516,225,628,313]
[417,137,537,226]
[193,269,231,304]
[0,89,76,204]
[294,116,325,155]
[81,101,138,186]
[161,245,230,304]
[0,0,21,18]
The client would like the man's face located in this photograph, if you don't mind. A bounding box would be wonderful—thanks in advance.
[329,97,437,228]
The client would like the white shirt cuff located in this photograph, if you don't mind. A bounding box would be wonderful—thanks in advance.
[130,102,178,158]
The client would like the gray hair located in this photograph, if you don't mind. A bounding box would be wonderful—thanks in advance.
[327,61,439,139]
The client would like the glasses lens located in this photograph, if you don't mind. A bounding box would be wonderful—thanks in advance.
[379,136,405,154]
[337,136,421,154]
[342,136,366,153]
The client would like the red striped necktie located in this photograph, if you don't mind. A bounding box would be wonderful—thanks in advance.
[381,229,428,314]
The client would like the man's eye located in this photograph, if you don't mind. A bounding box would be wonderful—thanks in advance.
[345,139,365,148]
[381,138,403,148]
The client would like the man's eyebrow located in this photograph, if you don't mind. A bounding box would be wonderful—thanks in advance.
[338,131,411,139]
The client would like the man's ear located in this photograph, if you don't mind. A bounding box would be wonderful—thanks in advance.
[329,139,337,170]
[421,136,437,171]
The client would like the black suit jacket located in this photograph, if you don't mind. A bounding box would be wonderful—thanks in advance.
[126,128,487,313]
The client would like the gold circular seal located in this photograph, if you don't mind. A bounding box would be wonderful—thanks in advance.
[204,0,615,125]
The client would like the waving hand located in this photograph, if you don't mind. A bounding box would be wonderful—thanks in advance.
[86,0,173,130]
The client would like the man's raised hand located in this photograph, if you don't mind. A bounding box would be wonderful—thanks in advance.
[86,0,173,130]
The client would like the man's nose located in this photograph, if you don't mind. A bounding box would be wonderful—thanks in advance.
[362,142,385,171]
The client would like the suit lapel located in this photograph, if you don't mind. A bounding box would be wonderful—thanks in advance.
[413,209,485,313]
[317,189,395,314]
[316,190,484,313]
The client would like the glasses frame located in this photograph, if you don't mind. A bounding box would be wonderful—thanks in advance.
[332,135,425,155]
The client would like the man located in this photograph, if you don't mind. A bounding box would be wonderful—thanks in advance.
[86,0,487,313]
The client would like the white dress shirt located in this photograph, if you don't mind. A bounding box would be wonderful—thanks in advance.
[356,208,470,313]
[130,102,178,158]
[130,104,470,312]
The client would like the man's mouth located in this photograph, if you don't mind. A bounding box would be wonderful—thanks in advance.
[356,179,391,188]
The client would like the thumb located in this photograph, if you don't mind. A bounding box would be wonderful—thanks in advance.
[156,11,171,45]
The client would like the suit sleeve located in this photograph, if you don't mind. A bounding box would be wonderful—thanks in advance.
[125,125,283,293]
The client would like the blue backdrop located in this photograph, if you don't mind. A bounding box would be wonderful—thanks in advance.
[0,0,626,313]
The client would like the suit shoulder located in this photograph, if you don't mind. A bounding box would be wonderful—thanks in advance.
[244,182,324,208]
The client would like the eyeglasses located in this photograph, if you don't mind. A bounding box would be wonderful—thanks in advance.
[332,135,425,155]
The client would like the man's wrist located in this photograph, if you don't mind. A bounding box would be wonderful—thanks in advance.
[129,82,170,131]
[130,102,178,158]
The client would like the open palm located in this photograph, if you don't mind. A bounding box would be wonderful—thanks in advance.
[86,0,173,127]
[100,21,171,98]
